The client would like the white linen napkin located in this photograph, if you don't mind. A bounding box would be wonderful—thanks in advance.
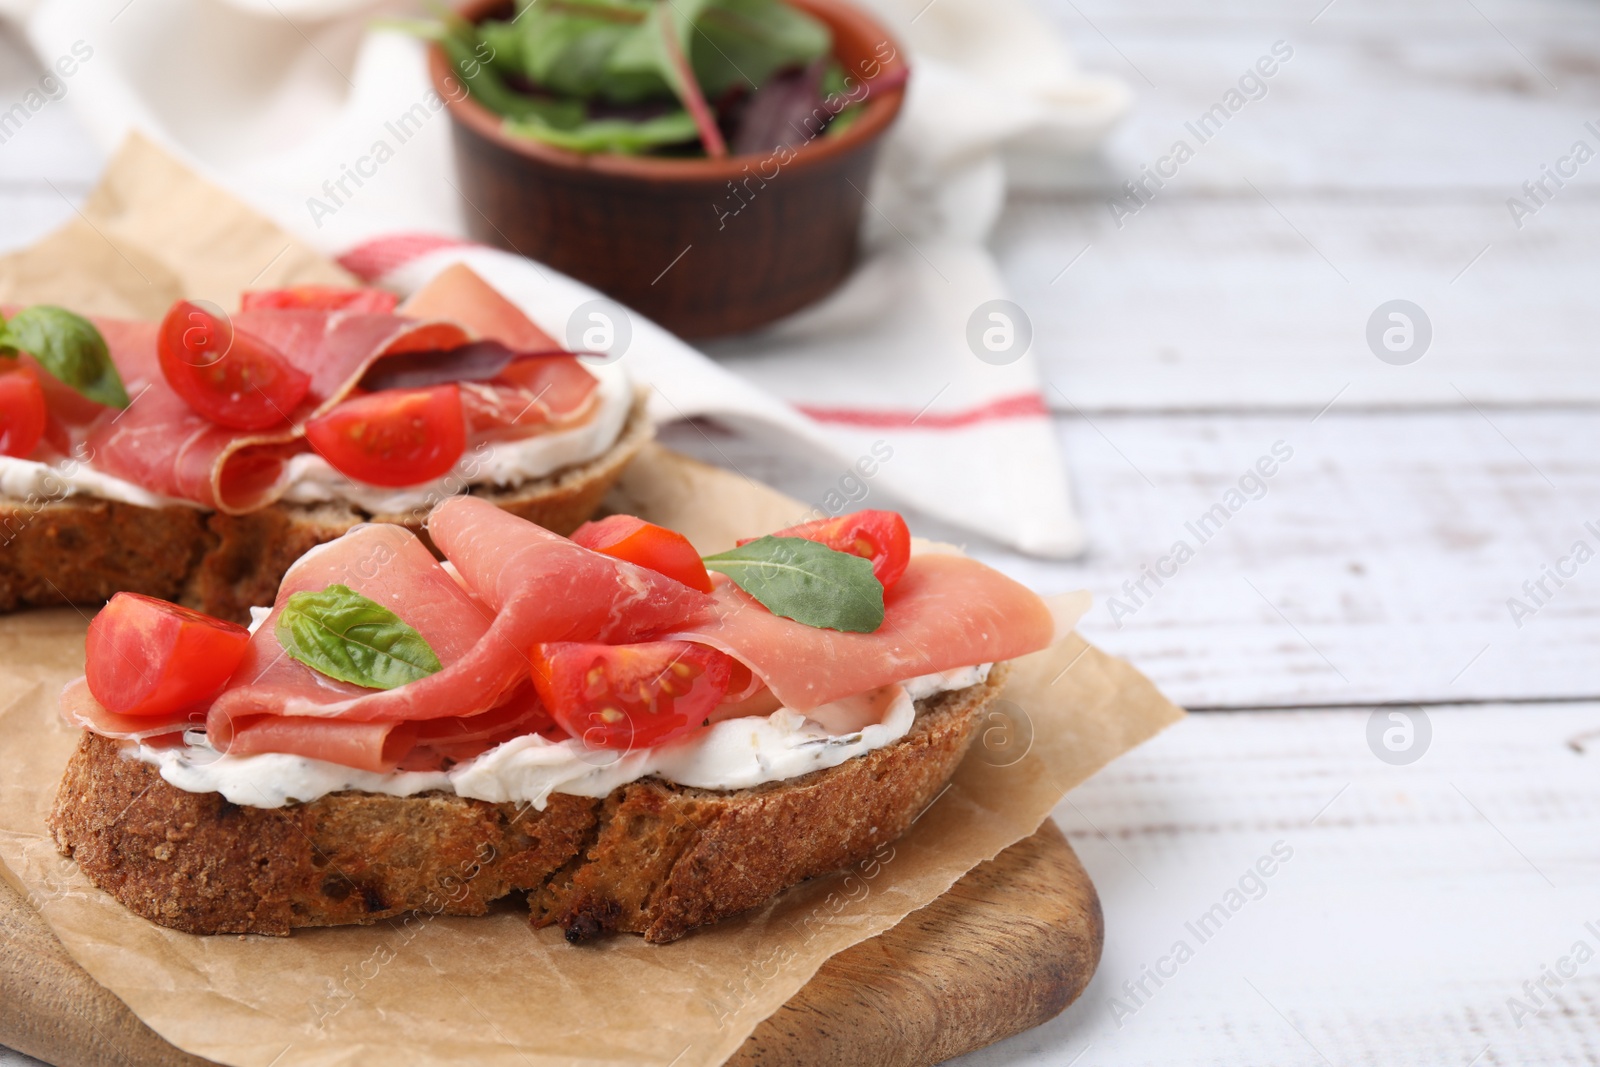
[13,0,1126,556]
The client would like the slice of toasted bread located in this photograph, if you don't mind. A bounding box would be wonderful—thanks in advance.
[0,393,652,623]
[48,667,1002,944]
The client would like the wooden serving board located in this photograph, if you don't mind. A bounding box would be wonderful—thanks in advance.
[0,823,1099,1067]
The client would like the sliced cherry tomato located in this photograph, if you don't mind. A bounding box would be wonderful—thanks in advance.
[158,300,311,430]
[240,286,399,314]
[744,509,912,589]
[304,384,466,487]
[85,593,251,718]
[529,640,733,750]
[0,365,47,458]
[570,515,713,593]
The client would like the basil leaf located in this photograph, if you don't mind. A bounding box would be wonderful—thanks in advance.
[1,306,129,408]
[276,584,443,690]
[704,536,884,633]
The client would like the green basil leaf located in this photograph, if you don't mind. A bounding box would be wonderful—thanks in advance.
[4,306,129,408]
[276,584,443,690]
[704,536,884,633]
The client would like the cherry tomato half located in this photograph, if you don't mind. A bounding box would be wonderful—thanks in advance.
[240,286,399,313]
[85,593,251,718]
[158,300,311,430]
[745,510,912,589]
[0,365,47,458]
[304,384,466,487]
[570,515,713,593]
[529,640,733,750]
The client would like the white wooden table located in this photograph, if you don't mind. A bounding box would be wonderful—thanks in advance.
[4,0,1599,1063]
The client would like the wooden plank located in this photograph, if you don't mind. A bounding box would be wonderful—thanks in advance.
[1035,407,1600,710]
[663,404,1600,710]
[946,702,1600,1065]
[1034,15,1600,193]
[0,827,1100,1067]
[997,192,1600,410]
[994,0,1600,409]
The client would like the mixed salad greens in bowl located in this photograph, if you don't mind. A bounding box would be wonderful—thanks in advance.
[422,0,907,336]
[434,0,895,158]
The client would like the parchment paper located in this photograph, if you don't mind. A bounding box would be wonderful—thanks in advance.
[0,135,1184,1067]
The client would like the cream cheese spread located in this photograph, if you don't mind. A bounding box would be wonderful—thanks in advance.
[0,361,631,513]
[128,663,992,810]
[0,454,194,509]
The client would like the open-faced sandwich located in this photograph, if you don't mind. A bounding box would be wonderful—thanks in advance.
[0,264,648,622]
[49,502,1067,943]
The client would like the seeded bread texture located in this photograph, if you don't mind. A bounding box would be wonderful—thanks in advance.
[0,393,651,623]
[49,667,1002,944]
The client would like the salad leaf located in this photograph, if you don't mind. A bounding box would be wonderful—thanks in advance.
[731,55,828,155]
[508,0,664,103]
[703,536,884,633]
[657,1,728,154]
[691,0,831,97]
[443,21,588,125]
[505,109,699,153]
[0,306,129,408]
[276,584,443,691]
[446,0,833,157]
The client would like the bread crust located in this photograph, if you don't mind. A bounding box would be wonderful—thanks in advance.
[0,392,652,623]
[49,668,1001,944]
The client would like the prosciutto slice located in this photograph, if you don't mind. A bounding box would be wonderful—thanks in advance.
[398,266,598,439]
[398,263,561,352]
[208,497,713,724]
[218,717,420,774]
[69,265,597,512]
[206,522,494,733]
[58,677,201,741]
[86,311,472,511]
[667,553,1056,712]
[457,358,600,441]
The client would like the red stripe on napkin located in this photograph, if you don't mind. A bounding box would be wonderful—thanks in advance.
[796,392,1049,429]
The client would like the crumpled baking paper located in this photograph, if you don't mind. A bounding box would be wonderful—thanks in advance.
[0,143,1182,1067]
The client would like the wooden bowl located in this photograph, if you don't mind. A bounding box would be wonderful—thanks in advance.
[428,0,907,339]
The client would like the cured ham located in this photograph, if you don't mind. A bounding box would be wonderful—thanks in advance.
[66,501,1061,776]
[86,311,473,511]
[428,496,716,646]
[667,554,1056,711]
[399,262,561,352]
[395,267,598,439]
[207,522,494,730]
[208,497,713,725]
[58,677,202,741]
[405,683,557,767]
[217,717,419,774]
[458,358,601,440]
[53,266,598,512]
